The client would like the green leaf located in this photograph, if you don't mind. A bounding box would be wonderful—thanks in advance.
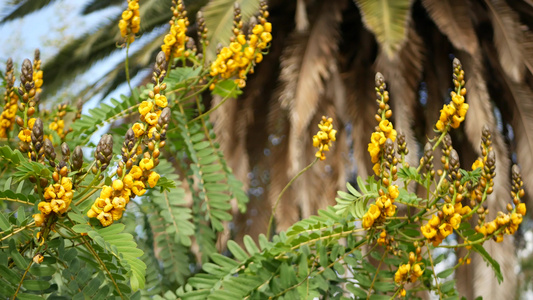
[354,0,412,58]
[211,79,242,98]
[0,211,11,230]
[437,268,454,278]
[472,244,503,283]
[68,212,87,224]
[227,240,249,262]
[22,280,51,291]
[95,224,147,290]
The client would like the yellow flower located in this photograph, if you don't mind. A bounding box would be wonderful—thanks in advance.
[43,186,56,200]
[362,214,374,229]
[113,179,124,191]
[128,1,139,10]
[439,223,453,237]
[372,163,381,176]
[122,10,133,21]
[412,263,424,278]
[147,171,160,188]
[154,94,168,108]
[379,120,392,134]
[388,185,399,199]
[436,120,445,132]
[111,208,124,221]
[33,213,45,227]
[472,159,483,170]
[237,34,246,45]
[372,131,386,146]
[461,205,472,216]
[486,221,498,234]
[145,112,158,125]
[132,181,146,196]
[511,212,522,225]
[496,214,510,226]
[112,197,126,210]
[421,224,437,239]
[18,129,31,142]
[38,202,52,215]
[428,215,440,227]
[51,199,68,214]
[139,101,153,116]
[449,213,462,229]
[516,203,526,216]
[28,118,36,129]
[442,203,454,215]
[452,94,464,105]
[124,174,134,188]
[252,24,263,35]
[130,165,143,179]
[87,207,99,218]
[100,186,113,199]
[385,204,396,217]
[97,212,114,227]
[368,204,381,220]
[61,177,72,192]
[103,198,114,212]
[132,123,145,137]
[140,158,154,170]
[94,198,106,210]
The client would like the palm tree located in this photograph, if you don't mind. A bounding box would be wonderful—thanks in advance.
[3,0,533,298]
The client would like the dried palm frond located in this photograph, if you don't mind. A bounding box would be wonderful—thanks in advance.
[278,0,343,175]
[485,0,526,82]
[421,0,478,55]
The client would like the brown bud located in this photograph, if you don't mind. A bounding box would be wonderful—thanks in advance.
[71,146,84,171]
[52,171,59,182]
[60,166,69,177]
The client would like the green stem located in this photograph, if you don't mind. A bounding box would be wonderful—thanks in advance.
[125,41,132,93]
[266,158,318,238]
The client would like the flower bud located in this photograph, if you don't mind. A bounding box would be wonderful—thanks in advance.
[71,146,84,171]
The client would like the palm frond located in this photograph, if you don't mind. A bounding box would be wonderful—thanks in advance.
[0,0,56,23]
[421,0,478,55]
[81,0,123,15]
[485,0,526,82]
[354,0,413,59]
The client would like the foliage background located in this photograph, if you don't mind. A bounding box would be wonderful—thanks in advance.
[0,0,533,299]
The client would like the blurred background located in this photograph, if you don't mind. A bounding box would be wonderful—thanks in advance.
[0,0,532,299]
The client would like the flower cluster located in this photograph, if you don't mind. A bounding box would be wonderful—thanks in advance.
[33,177,74,227]
[362,185,399,229]
[33,49,43,95]
[87,178,136,227]
[477,165,526,242]
[394,251,424,298]
[87,52,170,227]
[16,59,39,152]
[368,73,397,175]
[0,58,17,138]
[48,103,68,143]
[312,116,337,160]
[161,0,189,61]
[118,0,140,44]
[209,1,271,88]
[436,58,468,131]
[421,202,471,246]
